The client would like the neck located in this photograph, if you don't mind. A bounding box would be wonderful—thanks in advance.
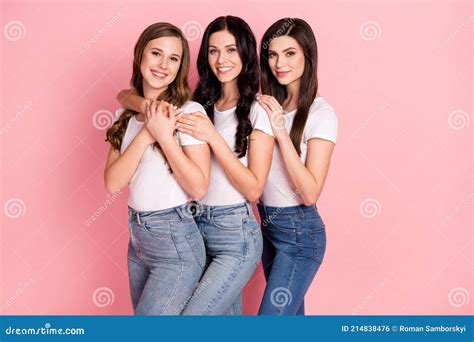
[143,82,166,100]
[284,79,301,110]
[220,79,239,102]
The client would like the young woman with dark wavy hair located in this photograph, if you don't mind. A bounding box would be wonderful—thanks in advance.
[256,18,338,315]
[105,22,210,315]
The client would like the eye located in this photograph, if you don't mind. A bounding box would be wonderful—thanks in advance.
[268,52,277,58]
[208,49,217,55]
[170,56,179,62]
[286,51,296,57]
[227,48,237,53]
[152,51,160,56]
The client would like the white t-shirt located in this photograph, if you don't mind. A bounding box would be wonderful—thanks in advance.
[261,96,338,207]
[200,101,274,206]
[116,101,206,211]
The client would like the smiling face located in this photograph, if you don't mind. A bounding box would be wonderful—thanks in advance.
[207,30,243,83]
[140,36,183,95]
[268,35,305,86]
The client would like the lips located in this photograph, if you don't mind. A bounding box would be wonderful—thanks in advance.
[276,70,291,77]
[150,69,168,79]
[216,66,233,74]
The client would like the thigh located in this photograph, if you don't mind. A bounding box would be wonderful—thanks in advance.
[134,216,205,315]
[182,215,261,315]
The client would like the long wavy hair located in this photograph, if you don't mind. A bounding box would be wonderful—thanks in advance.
[260,18,318,156]
[106,22,191,162]
[193,16,259,158]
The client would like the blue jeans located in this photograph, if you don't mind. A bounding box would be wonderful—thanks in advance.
[127,203,205,315]
[257,203,326,315]
[181,202,263,315]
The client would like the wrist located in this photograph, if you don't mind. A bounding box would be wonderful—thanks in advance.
[156,133,176,147]
[208,130,222,147]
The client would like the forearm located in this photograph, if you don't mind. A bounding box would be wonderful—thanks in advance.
[117,89,147,113]
[104,138,149,193]
[160,139,208,199]
[276,133,319,204]
[209,134,260,200]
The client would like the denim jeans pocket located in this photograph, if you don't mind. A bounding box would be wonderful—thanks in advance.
[267,214,296,234]
[142,219,172,237]
[135,221,180,262]
[211,213,243,231]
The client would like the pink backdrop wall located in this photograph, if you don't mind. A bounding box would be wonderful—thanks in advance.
[1,0,472,315]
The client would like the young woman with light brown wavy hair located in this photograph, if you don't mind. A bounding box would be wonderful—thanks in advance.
[104,22,210,315]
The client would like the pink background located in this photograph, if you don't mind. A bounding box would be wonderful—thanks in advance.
[1,0,472,315]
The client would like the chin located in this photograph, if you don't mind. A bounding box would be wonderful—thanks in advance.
[217,73,239,84]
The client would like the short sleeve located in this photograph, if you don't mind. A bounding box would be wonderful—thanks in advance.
[114,107,125,123]
[177,101,207,146]
[249,101,274,137]
[304,105,338,144]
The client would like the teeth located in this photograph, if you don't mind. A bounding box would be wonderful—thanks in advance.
[218,67,232,72]
[151,71,166,77]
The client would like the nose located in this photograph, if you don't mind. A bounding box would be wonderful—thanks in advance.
[217,52,225,65]
[275,55,284,69]
[158,57,168,70]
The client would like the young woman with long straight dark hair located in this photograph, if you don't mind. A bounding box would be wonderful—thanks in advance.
[105,22,210,315]
[256,18,338,315]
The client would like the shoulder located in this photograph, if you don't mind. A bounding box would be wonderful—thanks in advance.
[113,107,126,123]
[307,97,338,124]
[115,107,126,119]
[181,101,207,115]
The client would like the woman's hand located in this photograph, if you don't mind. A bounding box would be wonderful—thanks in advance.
[145,101,182,144]
[256,95,288,139]
[175,112,217,143]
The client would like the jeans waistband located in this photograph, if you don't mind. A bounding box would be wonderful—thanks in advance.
[195,201,253,220]
[128,203,189,225]
[257,202,317,216]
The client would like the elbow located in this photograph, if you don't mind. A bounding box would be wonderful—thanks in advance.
[301,192,319,206]
[245,186,264,203]
[189,185,208,201]
[105,182,121,195]
[104,175,122,195]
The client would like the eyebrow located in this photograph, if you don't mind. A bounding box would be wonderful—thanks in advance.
[268,47,297,53]
[208,44,237,49]
[150,47,181,58]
